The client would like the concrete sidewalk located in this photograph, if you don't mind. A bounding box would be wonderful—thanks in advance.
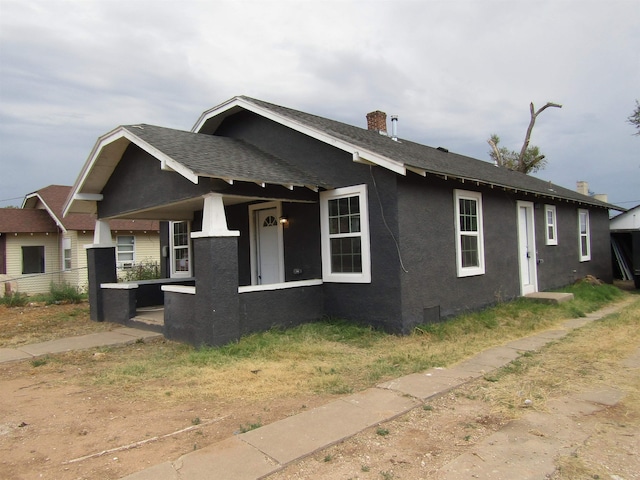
[119,298,634,480]
[0,327,162,363]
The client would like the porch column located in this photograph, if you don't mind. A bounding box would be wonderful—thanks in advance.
[191,194,241,346]
[85,220,117,321]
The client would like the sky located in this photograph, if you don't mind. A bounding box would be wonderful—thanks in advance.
[0,0,638,209]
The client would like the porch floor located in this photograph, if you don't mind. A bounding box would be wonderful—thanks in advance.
[129,306,164,333]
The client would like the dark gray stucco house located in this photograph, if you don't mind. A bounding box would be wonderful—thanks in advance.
[63,96,621,346]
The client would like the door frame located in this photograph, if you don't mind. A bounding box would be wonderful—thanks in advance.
[516,201,538,295]
[248,201,285,285]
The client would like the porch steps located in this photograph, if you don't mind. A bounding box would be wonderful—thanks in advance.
[524,292,574,304]
[127,306,164,334]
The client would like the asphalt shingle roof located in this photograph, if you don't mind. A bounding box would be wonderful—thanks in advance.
[24,185,159,232]
[123,125,330,189]
[237,96,616,209]
[0,208,57,233]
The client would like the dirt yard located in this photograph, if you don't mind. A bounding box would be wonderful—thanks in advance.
[1,298,638,480]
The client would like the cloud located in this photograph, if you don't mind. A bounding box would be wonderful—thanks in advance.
[0,0,638,206]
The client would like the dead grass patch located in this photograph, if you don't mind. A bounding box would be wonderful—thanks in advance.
[0,303,117,348]
[469,297,640,422]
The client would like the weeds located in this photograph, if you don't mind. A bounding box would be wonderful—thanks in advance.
[47,282,84,304]
[31,357,48,367]
[238,419,262,433]
[0,291,28,307]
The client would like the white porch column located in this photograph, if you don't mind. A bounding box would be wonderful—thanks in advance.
[90,219,114,247]
[191,193,240,238]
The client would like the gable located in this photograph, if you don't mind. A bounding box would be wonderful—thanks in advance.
[610,205,640,231]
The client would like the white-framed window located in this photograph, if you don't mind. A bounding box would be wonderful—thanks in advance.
[544,205,558,245]
[170,221,191,277]
[454,189,485,277]
[116,235,135,268]
[62,237,72,270]
[319,184,371,283]
[578,209,591,261]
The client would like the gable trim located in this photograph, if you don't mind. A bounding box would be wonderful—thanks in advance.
[64,127,200,217]
[193,97,407,176]
[22,192,67,233]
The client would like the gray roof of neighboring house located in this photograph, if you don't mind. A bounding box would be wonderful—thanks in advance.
[123,124,330,189]
[236,96,618,210]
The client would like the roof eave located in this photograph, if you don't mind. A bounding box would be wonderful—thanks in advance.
[193,97,407,177]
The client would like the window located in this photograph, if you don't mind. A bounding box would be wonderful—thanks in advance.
[170,221,191,277]
[22,246,45,274]
[116,235,135,267]
[62,237,72,270]
[320,184,371,283]
[454,190,485,277]
[578,209,590,261]
[544,205,558,245]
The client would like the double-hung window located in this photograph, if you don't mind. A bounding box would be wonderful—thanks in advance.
[544,205,558,245]
[578,209,591,261]
[116,235,135,268]
[454,189,485,277]
[62,237,72,270]
[170,221,191,277]
[320,184,371,283]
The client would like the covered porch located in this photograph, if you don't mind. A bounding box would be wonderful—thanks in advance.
[86,192,326,346]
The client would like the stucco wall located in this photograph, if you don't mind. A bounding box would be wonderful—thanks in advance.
[396,175,521,329]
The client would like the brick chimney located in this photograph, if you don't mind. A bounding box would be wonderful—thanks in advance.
[366,110,387,134]
[576,181,589,196]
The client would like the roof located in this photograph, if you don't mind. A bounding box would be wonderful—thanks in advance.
[197,96,620,210]
[0,208,58,233]
[65,96,623,215]
[610,204,640,231]
[23,185,159,232]
[122,125,328,189]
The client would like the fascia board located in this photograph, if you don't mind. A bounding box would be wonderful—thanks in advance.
[25,193,67,233]
[121,128,199,184]
[193,97,407,176]
[64,127,200,217]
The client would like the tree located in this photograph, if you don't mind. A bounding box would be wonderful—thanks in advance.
[628,100,640,135]
[488,101,562,174]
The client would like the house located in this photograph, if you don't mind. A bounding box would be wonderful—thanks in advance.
[0,185,160,296]
[63,96,621,346]
[610,204,640,288]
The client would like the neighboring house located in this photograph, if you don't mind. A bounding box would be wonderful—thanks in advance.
[610,204,640,288]
[0,185,160,296]
[63,96,622,346]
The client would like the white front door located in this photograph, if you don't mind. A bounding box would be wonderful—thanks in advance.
[517,201,538,295]
[249,202,284,285]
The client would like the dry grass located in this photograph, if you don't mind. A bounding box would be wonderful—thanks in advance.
[0,302,117,348]
[468,296,640,421]
[17,286,633,408]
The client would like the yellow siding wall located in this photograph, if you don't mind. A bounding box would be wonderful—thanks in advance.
[1,232,61,294]
[1,231,160,296]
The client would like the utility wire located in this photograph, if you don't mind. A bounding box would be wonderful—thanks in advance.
[370,166,409,273]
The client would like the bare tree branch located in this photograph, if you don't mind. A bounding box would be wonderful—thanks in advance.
[517,102,562,170]
[487,134,503,166]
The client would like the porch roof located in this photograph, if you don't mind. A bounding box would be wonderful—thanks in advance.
[122,124,330,190]
[64,123,331,216]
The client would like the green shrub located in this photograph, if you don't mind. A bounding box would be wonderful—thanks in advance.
[47,282,84,304]
[0,291,29,307]
[120,260,161,282]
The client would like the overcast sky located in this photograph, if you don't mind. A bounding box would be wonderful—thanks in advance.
[1,0,638,209]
